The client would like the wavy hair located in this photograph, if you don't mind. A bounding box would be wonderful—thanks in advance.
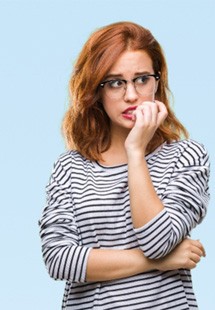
[62,21,188,161]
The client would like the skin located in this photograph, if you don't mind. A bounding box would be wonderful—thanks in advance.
[86,50,205,282]
[87,239,205,282]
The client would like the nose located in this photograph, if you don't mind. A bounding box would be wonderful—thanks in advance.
[123,82,139,103]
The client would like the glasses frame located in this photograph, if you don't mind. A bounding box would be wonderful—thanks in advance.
[99,73,160,97]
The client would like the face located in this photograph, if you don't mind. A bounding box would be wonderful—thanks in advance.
[100,50,158,133]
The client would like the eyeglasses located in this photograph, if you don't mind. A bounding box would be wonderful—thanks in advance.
[99,73,160,99]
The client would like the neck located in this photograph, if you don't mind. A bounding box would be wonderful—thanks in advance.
[99,127,129,166]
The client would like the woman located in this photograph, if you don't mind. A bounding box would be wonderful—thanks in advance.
[39,22,210,309]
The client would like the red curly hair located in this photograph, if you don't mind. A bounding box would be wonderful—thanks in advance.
[62,21,188,161]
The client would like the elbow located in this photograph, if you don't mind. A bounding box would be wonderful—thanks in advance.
[43,245,69,281]
[142,245,170,260]
[41,244,90,283]
[134,209,175,259]
[140,232,179,259]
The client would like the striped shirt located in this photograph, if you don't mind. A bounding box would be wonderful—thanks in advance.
[39,139,210,309]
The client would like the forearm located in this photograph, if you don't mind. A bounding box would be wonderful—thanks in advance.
[128,153,164,228]
[86,238,205,282]
[86,248,155,282]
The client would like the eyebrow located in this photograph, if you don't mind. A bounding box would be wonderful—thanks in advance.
[104,71,152,80]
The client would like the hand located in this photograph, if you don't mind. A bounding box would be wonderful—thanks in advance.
[125,100,168,156]
[155,239,206,271]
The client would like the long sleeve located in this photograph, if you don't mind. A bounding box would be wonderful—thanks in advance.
[134,140,210,259]
[39,153,91,282]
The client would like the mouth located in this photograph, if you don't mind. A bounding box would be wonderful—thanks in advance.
[122,106,137,120]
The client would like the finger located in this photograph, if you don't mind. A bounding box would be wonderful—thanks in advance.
[149,101,158,125]
[191,240,206,257]
[155,100,168,126]
[135,104,152,127]
[190,245,204,257]
[190,252,201,264]
[196,240,206,257]
[182,257,197,270]
[187,260,197,270]
[139,101,158,126]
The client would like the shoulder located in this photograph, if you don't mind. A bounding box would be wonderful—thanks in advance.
[163,139,209,167]
[50,150,88,179]
[47,150,89,187]
[165,139,207,154]
[55,150,86,168]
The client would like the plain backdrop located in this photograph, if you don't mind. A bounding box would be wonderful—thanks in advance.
[0,0,214,309]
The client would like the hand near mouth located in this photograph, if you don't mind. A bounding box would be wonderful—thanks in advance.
[124,100,168,157]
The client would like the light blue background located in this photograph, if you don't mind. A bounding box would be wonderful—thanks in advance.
[0,0,214,309]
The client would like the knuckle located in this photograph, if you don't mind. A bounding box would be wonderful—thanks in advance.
[183,258,190,268]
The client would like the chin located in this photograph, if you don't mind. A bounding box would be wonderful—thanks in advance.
[111,118,134,132]
[121,121,135,131]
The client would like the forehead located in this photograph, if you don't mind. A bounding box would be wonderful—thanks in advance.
[108,50,153,76]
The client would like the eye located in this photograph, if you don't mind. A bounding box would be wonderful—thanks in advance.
[106,79,124,89]
[135,75,150,85]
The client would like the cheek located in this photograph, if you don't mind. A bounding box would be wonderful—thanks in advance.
[101,94,122,119]
[141,93,156,102]
[102,103,112,118]
[101,97,114,116]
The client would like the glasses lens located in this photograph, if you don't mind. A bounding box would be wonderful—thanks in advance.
[103,80,125,99]
[135,76,156,97]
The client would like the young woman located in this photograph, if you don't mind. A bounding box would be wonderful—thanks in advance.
[39,22,210,309]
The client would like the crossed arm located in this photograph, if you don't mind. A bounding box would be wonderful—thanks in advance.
[86,239,205,282]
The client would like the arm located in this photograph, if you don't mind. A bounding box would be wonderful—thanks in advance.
[130,140,210,259]
[125,101,167,228]
[39,155,91,283]
[86,248,153,282]
[86,238,205,282]
[125,102,210,259]
[127,155,164,226]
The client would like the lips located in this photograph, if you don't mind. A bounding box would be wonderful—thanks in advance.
[122,106,137,120]
[122,106,137,114]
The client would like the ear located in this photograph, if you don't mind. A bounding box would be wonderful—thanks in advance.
[155,71,161,93]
